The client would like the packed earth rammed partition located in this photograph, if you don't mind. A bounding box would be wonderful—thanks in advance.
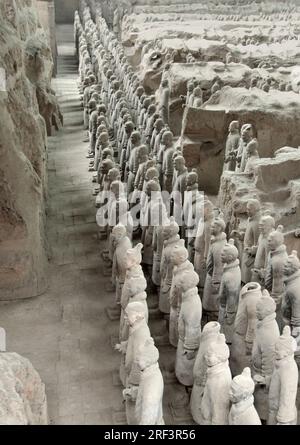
[1,0,300,426]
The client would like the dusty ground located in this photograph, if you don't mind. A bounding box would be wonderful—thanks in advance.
[0,25,192,426]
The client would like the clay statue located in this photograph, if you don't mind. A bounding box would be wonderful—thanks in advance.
[181,80,194,107]
[135,338,164,425]
[127,131,142,195]
[108,224,132,320]
[241,198,261,285]
[119,253,148,343]
[200,334,232,425]
[94,131,109,172]
[218,239,241,344]
[223,120,240,172]
[230,282,263,377]
[133,146,149,194]
[138,97,151,131]
[150,118,164,154]
[151,188,169,294]
[172,155,188,222]
[152,121,166,157]
[183,170,203,262]
[251,215,275,284]
[282,251,300,332]
[265,225,288,329]
[144,105,158,145]
[118,243,144,381]
[229,368,261,425]
[235,124,255,173]
[88,99,99,155]
[119,265,147,330]
[117,301,151,425]
[158,78,170,125]
[141,180,168,286]
[190,322,221,424]
[191,87,203,108]
[156,127,170,184]
[133,86,145,122]
[252,291,280,421]
[105,180,127,261]
[203,217,227,322]
[120,121,134,181]
[194,198,214,288]
[169,240,195,348]
[243,139,260,174]
[159,217,181,318]
[141,160,157,192]
[162,131,175,193]
[175,269,202,387]
[268,326,298,425]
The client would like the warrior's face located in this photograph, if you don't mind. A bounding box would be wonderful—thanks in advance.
[241,124,253,143]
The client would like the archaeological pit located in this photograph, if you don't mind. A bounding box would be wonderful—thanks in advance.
[1,0,300,427]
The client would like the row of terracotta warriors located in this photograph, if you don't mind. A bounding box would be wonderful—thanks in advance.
[74,2,300,425]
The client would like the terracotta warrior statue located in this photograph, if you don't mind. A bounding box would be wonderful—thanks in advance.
[156,127,170,185]
[200,334,232,425]
[135,338,164,425]
[119,262,148,344]
[138,97,151,131]
[133,145,149,196]
[141,180,168,289]
[158,78,170,125]
[144,105,158,145]
[251,214,275,284]
[169,240,195,348]
[223,120,240,172]
[120,121,134,181]
[153,122,167,159]
[159,217,181,319]
[108,224,132,320]
[141,164,160,212]
[183,170,203,262]
[235,123,255,173]
[96,159,115,238]
[240,198,261,284]
[133,85,145,121]
[150,118,164,154]
[172,155,188,224]
[229,368,261,425]
[190,322,221,424]
[243,139,260,174]
[118,243,144,381]
[191,86,203,108]
[202,217,227,322]
[104,180,127,263]
[125,130,142,187]
[162,131,175,193]
[268,326,298,425]
[230,282,263,377]
[175,269,202,388]
[117,301,151,425]
[94,131,110,172]
[218,239,241,344]
[282,251,300,333]
[151,196,169,295]
[265,225,288,329]
[194,197,214,289]
[252,292,280,422]
[137,159,157,197]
